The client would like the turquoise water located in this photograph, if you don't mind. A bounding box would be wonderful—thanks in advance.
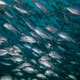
[0,0,80,80]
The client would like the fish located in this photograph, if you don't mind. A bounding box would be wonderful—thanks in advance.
[23,67,37,73]
[32,0,51,20]
[58,32,76,43]
[0,1,7,6]
[66,6,80,15]
[0,49,8,56]
[13,5,28,14]
[3,23,18,32]
[46,24,58,34]
[0,75,12,80]
[34,28,49,39]
[4,11,14,18]
[25,21,34,30]
[32,0,48,13]
[20,35,36,43]
[37,73,46,79]
[0,36,7,44]
[49,51,62,59]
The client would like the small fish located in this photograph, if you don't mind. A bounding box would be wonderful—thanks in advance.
[4,11,14,18]
[3,23,18,32]
[46,24,58,33]
[0,75,12,80]
[58,32,76,43]
[66,7,80,15]
[0,1,7,6]
[49,51,62,59]
[32,0,48,13]
[0,36,7,44]
[20,35,36,43]
[34,28,49,39]
[30,32,40,39]
[0,49,8,56]
[23,67,37,73]
[0,1,8,13]
[13,5,28,14]
[37,73,46,79]
[25,21,34,30]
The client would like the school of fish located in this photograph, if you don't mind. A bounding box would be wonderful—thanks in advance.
[0,0,80,80]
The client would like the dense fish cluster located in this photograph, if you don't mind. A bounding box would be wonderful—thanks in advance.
[0,0,80,80]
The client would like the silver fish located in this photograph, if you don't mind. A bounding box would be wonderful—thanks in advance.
[46,24,58,33]
[3,23,18,32]
[34,28,49,39]
[66,7,80,15]
[58,32,76,43]
[0,49,8,56]
[13,5,28,14]
[0,1,7,6]
[20,35,36,43]
[32,0,48,13]
[0,75,12,80]
[4,11,14,18]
